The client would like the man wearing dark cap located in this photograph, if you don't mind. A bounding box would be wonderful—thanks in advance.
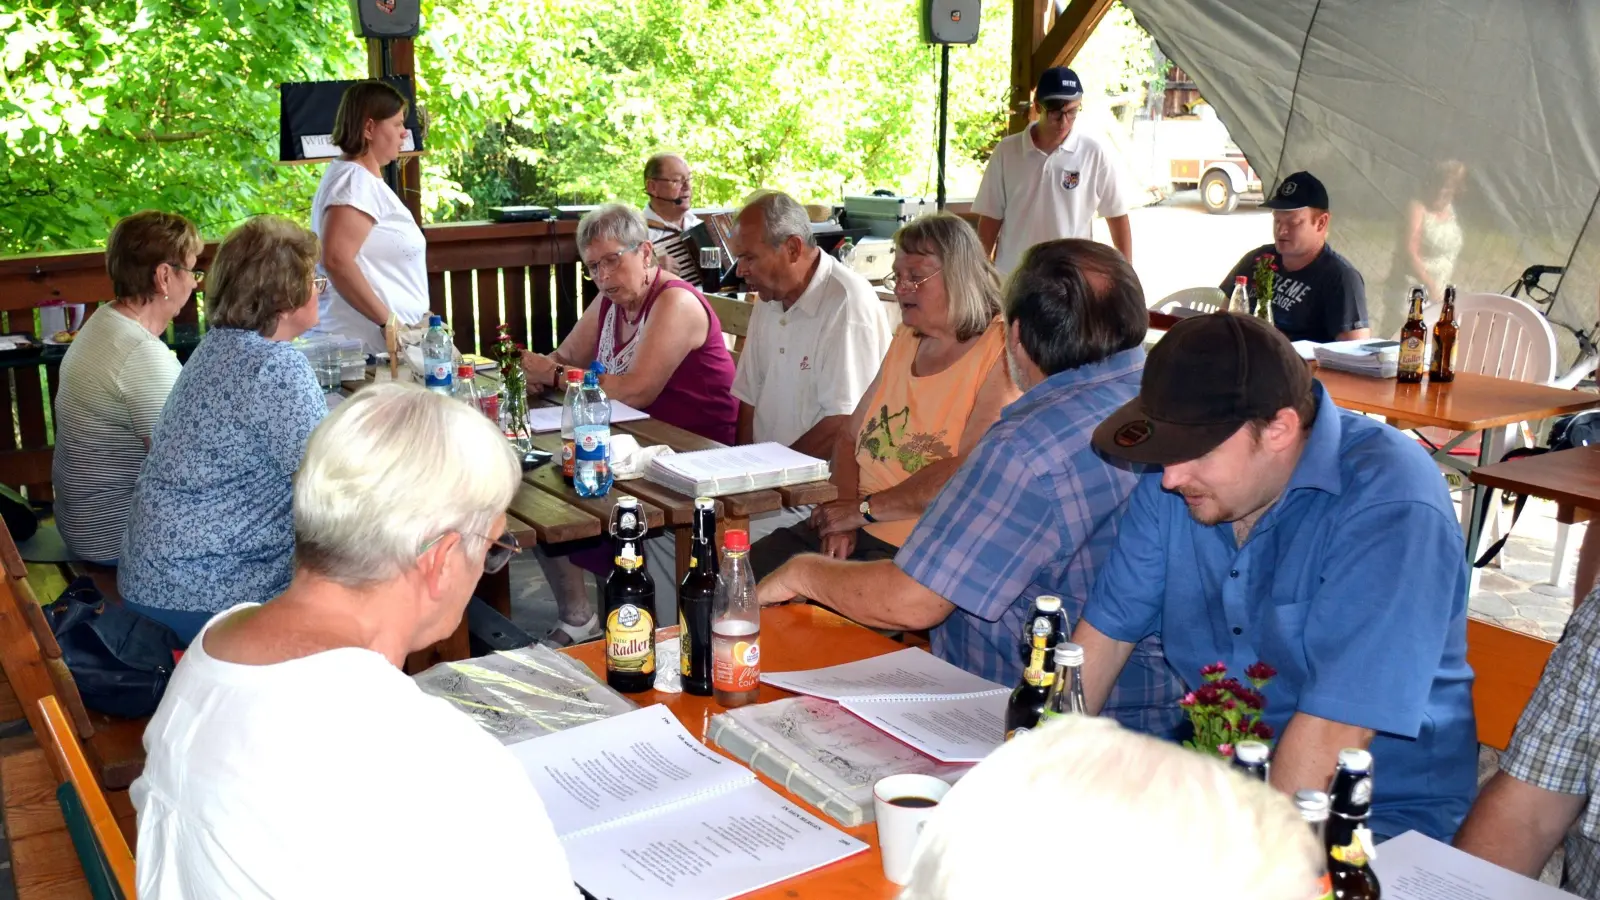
[1220,171,1370,343]
[1073,312,1477,842]
[974,67,1133,274]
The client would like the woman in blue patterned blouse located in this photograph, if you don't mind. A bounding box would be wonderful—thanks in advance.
[119,215,328,643]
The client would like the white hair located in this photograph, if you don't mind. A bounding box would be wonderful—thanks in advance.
[577,202,649,254]
[292,382,521,586]
[899,716,1320,900]
[738,189,817,249]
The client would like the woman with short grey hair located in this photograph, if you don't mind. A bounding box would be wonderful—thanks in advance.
[132,383,578,899]
[518,201,737,645]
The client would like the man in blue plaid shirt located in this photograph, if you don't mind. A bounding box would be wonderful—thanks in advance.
[756,238,1188,739]
[1456,589,1600,896]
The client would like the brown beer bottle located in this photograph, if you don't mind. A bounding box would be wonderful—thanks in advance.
[1326,749,1382,899]
[1295,790,1337,900]
[1429,285,1459,382]
[1397,287,1427,384]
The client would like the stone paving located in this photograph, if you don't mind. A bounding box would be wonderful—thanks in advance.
[1465,494,1586,641]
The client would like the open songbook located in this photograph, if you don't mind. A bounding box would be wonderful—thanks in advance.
[506,705,866,900]
[645,442,829,497]
[761,648,1009,764]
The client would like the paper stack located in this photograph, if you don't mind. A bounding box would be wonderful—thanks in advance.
[1313,339,1400,378]
[645,442,829,497]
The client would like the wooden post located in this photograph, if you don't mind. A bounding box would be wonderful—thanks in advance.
[1007,0,1117,136]
[367,37,424,226]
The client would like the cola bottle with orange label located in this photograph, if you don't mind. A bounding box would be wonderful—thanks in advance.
[712,529,760,708]
[1295,790,1336,900]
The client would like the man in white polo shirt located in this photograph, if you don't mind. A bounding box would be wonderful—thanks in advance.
[974,67,1133,274]
[729,189,892,539]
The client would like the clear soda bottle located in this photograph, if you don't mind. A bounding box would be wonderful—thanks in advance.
[712,529,760,708]
[560,367,583,486]
[1228,275,1250,315]
[573,362,613,498]
[422,315,454,394]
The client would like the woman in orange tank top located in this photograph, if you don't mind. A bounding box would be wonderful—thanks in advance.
[748,214,1019,576]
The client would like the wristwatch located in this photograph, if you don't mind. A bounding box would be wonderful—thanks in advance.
[859,496,877,524]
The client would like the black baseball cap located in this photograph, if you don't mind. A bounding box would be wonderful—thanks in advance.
[1036,67,1084,103]
[1092,313,1312,466]
[1261,171,1329,211]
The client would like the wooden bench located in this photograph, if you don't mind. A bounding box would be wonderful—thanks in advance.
[706,292,752,364]
[1468,617,1558,751]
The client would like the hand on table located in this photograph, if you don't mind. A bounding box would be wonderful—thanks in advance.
[757,563,803,606]
[821,531,856,560]
[519,350,561,388]
[811,499,866,537]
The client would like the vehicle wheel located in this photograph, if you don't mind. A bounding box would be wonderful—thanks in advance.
[1201,171,1238,215]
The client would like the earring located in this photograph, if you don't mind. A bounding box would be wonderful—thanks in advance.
[164,294,169,302]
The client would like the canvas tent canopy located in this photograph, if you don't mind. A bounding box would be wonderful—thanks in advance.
[1126,0,1600,380]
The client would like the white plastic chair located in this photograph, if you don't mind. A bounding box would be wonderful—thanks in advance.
[1154,287,1227,316]
[1425,294,1563,579]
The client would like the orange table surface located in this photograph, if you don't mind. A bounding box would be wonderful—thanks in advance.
[562,603,906,899]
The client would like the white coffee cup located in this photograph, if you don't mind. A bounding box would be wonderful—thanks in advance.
[872,773,950,886]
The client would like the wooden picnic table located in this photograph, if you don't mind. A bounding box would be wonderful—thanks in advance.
[1470,443,1600,528]
[562,602,903,899]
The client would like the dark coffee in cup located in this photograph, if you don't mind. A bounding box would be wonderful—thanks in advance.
[887,796,938,809]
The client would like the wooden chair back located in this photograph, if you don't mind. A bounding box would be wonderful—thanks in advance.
[1467,618,1557,751]
[706,293,753,364]
[38,695,136,900]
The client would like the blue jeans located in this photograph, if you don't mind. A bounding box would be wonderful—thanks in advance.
[123,601,215,647]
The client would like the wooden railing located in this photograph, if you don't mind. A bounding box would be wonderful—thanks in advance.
[0,220,591,498]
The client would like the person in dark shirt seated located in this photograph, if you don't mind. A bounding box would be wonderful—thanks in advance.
[1220,171,1370,343]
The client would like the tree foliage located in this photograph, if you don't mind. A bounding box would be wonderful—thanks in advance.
[2,0,1157,254]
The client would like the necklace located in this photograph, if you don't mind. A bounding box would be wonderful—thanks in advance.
[619,268,661,326]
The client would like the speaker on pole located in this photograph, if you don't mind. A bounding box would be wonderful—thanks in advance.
[921,0,981,45]
[349,0,420,38]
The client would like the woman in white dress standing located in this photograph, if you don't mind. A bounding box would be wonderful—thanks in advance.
[311,80,430,353]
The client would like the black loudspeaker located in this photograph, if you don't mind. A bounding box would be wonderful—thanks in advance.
[349,0,419,38]
[921,0,980,45]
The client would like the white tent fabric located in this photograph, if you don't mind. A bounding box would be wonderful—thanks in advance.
[1127,0,1600,374]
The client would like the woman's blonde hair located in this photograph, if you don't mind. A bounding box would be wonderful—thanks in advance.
[105,211,203,303]
[205,216,319,336]
[331,80,408,157]
[292,383,521,586]
[901,716,1321,900]
[894,213,1001,341]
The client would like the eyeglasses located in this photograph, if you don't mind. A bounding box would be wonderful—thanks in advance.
[582,243,641,281]
[883,268,942,294]
[421,530,521,574]
[312,275,330,295]
[650,176,692,188]
[166,262,205,284]
[1042,104,1081,122]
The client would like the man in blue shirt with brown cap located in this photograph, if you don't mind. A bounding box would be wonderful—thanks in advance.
[1073,312,1477,842]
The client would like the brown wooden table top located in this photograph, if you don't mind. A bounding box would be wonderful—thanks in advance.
[562,604,903,899]
[1314,368,1600,432]
[1469,444,1600,512]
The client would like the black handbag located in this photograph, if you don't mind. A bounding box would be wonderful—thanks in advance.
[1472,409,1600,568]
[43,578,184,719]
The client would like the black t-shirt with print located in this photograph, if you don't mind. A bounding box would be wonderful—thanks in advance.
[1220,244,1369,343]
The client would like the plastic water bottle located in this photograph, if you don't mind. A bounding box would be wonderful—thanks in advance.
[452,363,497,421]
[560,368,583,485]
[422,315,454,394]
[712,529,761,708]
[573,362,613,498]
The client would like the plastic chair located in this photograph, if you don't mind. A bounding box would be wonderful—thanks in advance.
[1153,287,1226,316]
[38,695,136,900]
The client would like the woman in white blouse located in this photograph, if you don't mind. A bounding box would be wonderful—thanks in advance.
[311,80,429,353]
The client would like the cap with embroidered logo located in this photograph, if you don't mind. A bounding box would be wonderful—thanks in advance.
[1261,171,1330,211]
[1036,67,1084,103]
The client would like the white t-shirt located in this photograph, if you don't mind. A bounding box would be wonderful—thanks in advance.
[732,252,891,447]
[972,125,1131,274]
[131,605,578,900]
[310,160,430,353]
[51,306,182,562]
[645,204,702,242]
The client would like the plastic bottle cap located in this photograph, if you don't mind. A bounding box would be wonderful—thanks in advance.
[1235,275,1247,283]
[694,497,715,511]
[430,315,443,327]
[1035,595,1062,613]
[1053,642,1084,666]
[456,364,474,377]
[1234,740,1269,764]
[724,529,750,552]
[1337,748,1373,772]
[589,361,606,375]
[566,368,583,383]
[1294,789,1330,815]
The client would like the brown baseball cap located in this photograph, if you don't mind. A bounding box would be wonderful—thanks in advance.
[1092,313,1312,466]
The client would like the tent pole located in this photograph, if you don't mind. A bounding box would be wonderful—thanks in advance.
[937,44,950,212]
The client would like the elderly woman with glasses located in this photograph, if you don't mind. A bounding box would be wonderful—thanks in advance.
[750,213,1019,576]
[53,211,203,566]
[119,215,329,644]
[132,383,576,898]
[519,203,737,645]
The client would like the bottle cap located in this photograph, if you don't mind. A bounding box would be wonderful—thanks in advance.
[566,368,583,383]
[1053,642,1084,666]
[1035,595,1062,613]
[1234,740,1270,764]
[694,497,715,511]
[1293,789,1330,819]
[616,495,638,509]
[724,529,750,552]
[589,361,606,375]
[430,315,443,327]
[1235,275,1247,283]
[1337,748,1373,772]
[456,363,474,378]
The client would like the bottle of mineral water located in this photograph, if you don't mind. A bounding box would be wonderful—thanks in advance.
[573,362,613,498]
[421,315,454,394]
